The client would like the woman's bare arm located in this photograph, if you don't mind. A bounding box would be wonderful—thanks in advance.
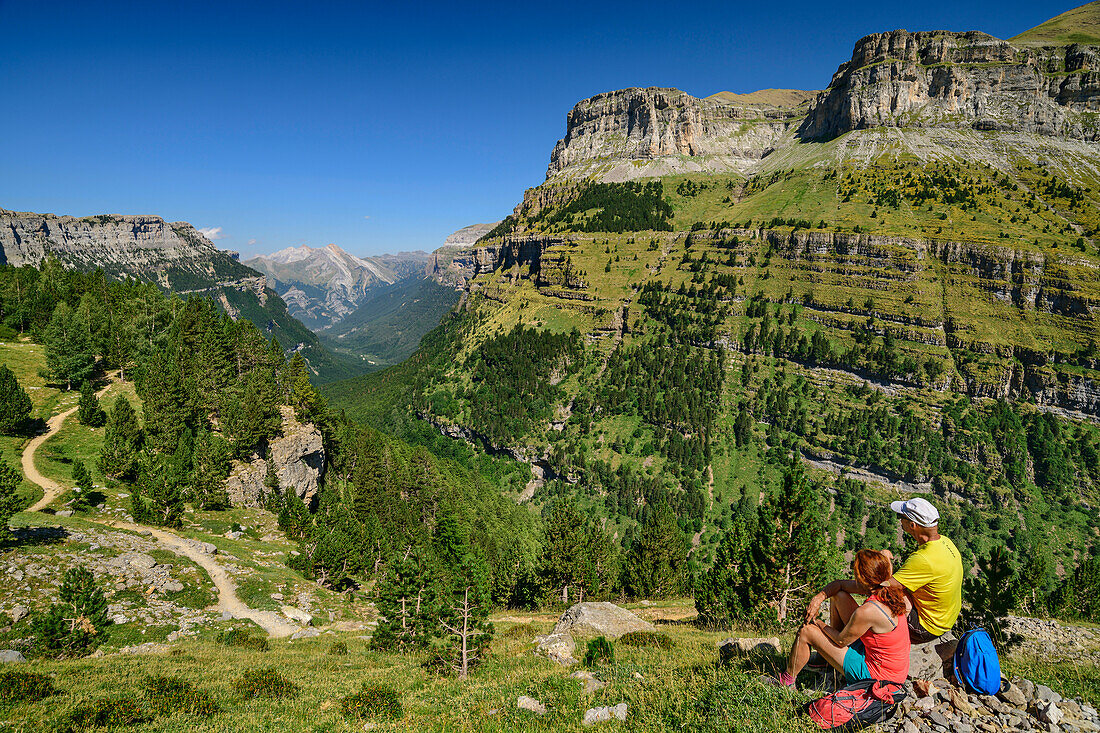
[834,605,875,647]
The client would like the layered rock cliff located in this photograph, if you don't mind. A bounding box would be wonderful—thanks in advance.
[799,30,1100,141]
[547,87,810,181]
[226,407,325,510]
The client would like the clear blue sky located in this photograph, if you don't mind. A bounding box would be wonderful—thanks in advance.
[0,0,1075,257]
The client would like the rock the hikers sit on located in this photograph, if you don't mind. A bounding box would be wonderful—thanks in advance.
[765,550,910,689]
[806,497,963,647]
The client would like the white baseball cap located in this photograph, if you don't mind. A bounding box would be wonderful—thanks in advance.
[890,497,940,527]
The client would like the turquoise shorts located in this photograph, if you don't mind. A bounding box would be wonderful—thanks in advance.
[842,646,872,682]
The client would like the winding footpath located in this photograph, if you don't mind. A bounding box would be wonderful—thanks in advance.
[20,383,300,638]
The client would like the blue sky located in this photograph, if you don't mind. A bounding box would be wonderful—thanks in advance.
[0,0,1075,257]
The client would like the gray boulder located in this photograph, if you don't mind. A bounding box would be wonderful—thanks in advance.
[534,632,578,666]
[10,606,28,624]
[0,650,27,663]
[583,703,628,725]
[553,602,654,640]
[226,407,324,508]
[908,634,956,681]
[718,636,781,664]
[517,696,546,715]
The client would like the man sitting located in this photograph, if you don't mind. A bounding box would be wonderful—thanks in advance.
[805,497,962,645]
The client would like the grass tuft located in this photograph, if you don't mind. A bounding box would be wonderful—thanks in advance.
[583,636,615,667]
[55,698,149,731]
[216,627,269,652]
[618,630,674,649]
[327,640,349,656]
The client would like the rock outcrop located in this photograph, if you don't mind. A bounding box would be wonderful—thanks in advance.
[226,407,325,509]
[548,87,811,181]
[800,30,1100,141]
[552,602,655,639]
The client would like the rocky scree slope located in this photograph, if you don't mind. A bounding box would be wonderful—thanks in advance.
[0,209,356,381]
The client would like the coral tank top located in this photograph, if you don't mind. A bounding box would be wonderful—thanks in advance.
[860,598,911,682]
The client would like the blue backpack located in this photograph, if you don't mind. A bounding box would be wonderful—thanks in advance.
[953,628,1002,695]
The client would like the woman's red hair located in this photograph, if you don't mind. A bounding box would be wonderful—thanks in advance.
[853,549,907,617]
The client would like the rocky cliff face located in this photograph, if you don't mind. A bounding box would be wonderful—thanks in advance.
[226,407,325,509]
[547,87,810,181]
[0,209,246,284]
[799,30,1100,141]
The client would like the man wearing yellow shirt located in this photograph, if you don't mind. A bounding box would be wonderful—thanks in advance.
[804,497,962,645]
[886,497,963,643]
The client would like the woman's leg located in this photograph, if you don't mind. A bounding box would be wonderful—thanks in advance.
[786,622,849,678]
[829,590,859,632]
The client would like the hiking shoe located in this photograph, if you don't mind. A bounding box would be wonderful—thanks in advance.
[759,674,796,690]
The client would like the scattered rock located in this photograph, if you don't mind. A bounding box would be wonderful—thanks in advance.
[56,510,73,517]
[281,606,313,625]
[718,636,781,664]
[552,602,655,639]
[1000,682,1028,708]
[534,632,578,666]
[908,634,956,681]
[583,703,628,726]
[290,627,319,640]
[571,670,606,693]
[517,696,546,715]
[225,531,243,540]
[0,650,27,663]
[10,606,28,624]
[126,553,158,570]
[1036,699,1063,726]
[119,642,170,655]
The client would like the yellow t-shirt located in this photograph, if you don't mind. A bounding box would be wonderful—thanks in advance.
[893,536,963,636]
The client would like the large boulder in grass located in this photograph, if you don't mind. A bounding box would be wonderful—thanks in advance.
[553,602,655,640]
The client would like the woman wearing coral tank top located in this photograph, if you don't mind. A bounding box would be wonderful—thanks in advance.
[766,550,911,688]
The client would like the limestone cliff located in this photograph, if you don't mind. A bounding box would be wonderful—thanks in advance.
[547,87,810,181]
[799,30,1100,141]
[225,407,325,510]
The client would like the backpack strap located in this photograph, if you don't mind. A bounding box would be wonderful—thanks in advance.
[866,598,898,629]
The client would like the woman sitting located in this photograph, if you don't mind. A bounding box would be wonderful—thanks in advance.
[769,549,911,688]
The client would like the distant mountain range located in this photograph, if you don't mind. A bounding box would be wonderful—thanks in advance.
[244,244,431,331]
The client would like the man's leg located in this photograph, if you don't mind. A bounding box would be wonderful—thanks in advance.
[829,590,859,632]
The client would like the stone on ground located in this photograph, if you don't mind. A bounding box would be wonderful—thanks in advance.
[553,602,654,639]
[534,632,578,666]
[517,696,546,715]
[281,605,313,624]
[718,636,781,664]
[0,650,27,663]
[571,669,606,693]
[583,703,628,726]
[907,634,955,680]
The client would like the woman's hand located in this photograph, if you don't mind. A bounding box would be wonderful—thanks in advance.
[804,591,826,624]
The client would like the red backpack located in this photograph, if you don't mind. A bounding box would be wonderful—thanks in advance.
[807,679,907,731]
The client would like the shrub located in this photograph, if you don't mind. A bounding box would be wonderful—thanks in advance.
[35,566,110,658]
[327,640,349,656]
[233,667,299,699]
[216,627,269,651]
[0,670,56,703]
[142,675,219,716]
[340,683,402,720]
[617,631,673,649]
[583,636,614,667]
[57,698,149,730]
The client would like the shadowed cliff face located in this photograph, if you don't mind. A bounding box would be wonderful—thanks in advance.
[798,30,1100,141]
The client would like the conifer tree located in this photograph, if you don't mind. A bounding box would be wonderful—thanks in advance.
[42,301,96,390]
[98,396,142,480]
[539,498,619,603]
[0,456,21,539]
[1050,555,1100,623]
[962,544,1021,649]
[70,461,94,512]
[192,428,231,510]
[77,380,106,427]
[371,547,439,652]
[135,452,184,528]
[623,501,688,600]
[0,364,32,434]
[695,502,768,625]
[436,550,494,679]
[287,352,324,424]
[139,350,193,454]
[34,566,110,658]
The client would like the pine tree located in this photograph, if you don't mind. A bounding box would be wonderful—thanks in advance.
[287,352,324,424]
[695,502,766,625]
[0,455,21,539]
[98,396,142,480]
[436,551,494,678]
[962,544,1021,649]
[34,566,110,658]
[766,455,837,623]
[623,501,688,600]
[135,452,185,528]
[371,547,439,652]
[222,370,281,459]
[77,381,106,427]
[1050,555,1100,623]
[0,364,32,434]
[538,498,619,604]
[192,429,231,510]
[139,351,193,454]
[42,302,96,390]
[70,461,94,513]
